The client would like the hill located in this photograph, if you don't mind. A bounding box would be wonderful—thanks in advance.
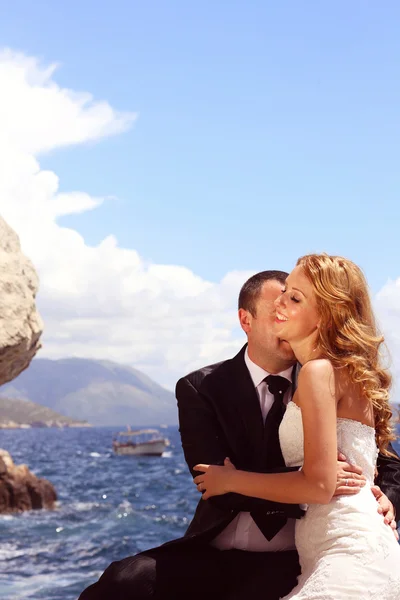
[0,358,178,426]
[0,396,89,428]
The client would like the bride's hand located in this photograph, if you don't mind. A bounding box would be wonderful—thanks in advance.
[193,457,236,500]
[333,452,366,496]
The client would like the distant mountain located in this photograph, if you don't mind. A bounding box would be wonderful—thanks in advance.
[0,358,178,426]
[0,396,89,428]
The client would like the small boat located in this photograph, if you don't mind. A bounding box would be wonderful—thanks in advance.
[112,427,169,456]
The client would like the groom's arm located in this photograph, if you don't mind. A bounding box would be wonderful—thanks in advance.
[375,444,400,519]
[176,376,302,517]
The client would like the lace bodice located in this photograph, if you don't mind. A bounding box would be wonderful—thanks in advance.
[278,401,400,600]
[279,401,379,484]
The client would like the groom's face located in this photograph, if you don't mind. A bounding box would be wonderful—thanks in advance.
[239,279,296,367]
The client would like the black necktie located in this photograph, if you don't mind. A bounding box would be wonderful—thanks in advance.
[264,375,291,465]
[250,374,291,541]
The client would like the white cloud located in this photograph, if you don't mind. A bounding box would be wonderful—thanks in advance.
[0,48,398,396]
[0,49,250,388]
[0,49,135,155]
[52,192,105,217]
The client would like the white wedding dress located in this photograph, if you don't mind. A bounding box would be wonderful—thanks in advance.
[279,401,400,600]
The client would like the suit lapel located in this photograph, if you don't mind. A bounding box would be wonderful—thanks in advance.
[228,346,265,455]
[200,348,301,469]
[201,345,265,465]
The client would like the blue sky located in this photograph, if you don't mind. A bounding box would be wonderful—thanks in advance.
[1,0,398,291]
[0,1,399,391]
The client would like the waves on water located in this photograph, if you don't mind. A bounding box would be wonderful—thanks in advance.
[0,426,197,600]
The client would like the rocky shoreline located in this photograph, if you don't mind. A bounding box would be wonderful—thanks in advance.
[0,449,57,514]
[0,396,91,430]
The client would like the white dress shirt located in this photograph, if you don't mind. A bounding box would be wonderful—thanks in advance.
[211,348,296,552]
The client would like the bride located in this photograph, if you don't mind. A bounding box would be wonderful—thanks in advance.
[193,253,400,599]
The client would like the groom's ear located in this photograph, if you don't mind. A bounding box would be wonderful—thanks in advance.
[238,308,252,334]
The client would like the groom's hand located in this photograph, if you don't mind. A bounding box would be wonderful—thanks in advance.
[371,485,399,541]
[333,452,367,496]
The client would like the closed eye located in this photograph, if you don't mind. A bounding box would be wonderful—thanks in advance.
[282,287,300,303]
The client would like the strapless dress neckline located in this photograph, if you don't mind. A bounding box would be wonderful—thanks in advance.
[287,400,375,432]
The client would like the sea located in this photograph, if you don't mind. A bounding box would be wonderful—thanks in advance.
[0,425,399,600]
[0,426,199,600]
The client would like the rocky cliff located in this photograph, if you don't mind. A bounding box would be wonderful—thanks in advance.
[0,216,57,513]
[0,216,43,384]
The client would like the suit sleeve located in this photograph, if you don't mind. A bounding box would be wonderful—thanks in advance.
[375,443,400,519]
[177,376,301,515]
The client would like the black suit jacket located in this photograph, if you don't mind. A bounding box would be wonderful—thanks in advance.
[176,345,400,545]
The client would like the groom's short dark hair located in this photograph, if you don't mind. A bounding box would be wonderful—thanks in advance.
[238,270,288,316]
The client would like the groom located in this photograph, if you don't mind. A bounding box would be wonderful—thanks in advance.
[79,270,400,600]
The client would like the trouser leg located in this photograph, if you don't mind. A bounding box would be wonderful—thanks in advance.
[78,545,301,600]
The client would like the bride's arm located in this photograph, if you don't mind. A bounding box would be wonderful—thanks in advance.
[194,359,338,505]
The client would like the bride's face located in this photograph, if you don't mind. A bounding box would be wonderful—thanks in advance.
[274,266,320,344]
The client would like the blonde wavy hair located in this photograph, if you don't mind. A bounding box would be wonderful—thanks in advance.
[296,253,397,456]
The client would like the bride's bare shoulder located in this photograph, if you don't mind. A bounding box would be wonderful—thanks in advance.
[299,358,334,379]
[297,359,336,404]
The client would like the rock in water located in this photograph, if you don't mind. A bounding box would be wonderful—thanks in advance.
[0,215,43,385]
[0,450,57,513]
[0,216,55,513]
